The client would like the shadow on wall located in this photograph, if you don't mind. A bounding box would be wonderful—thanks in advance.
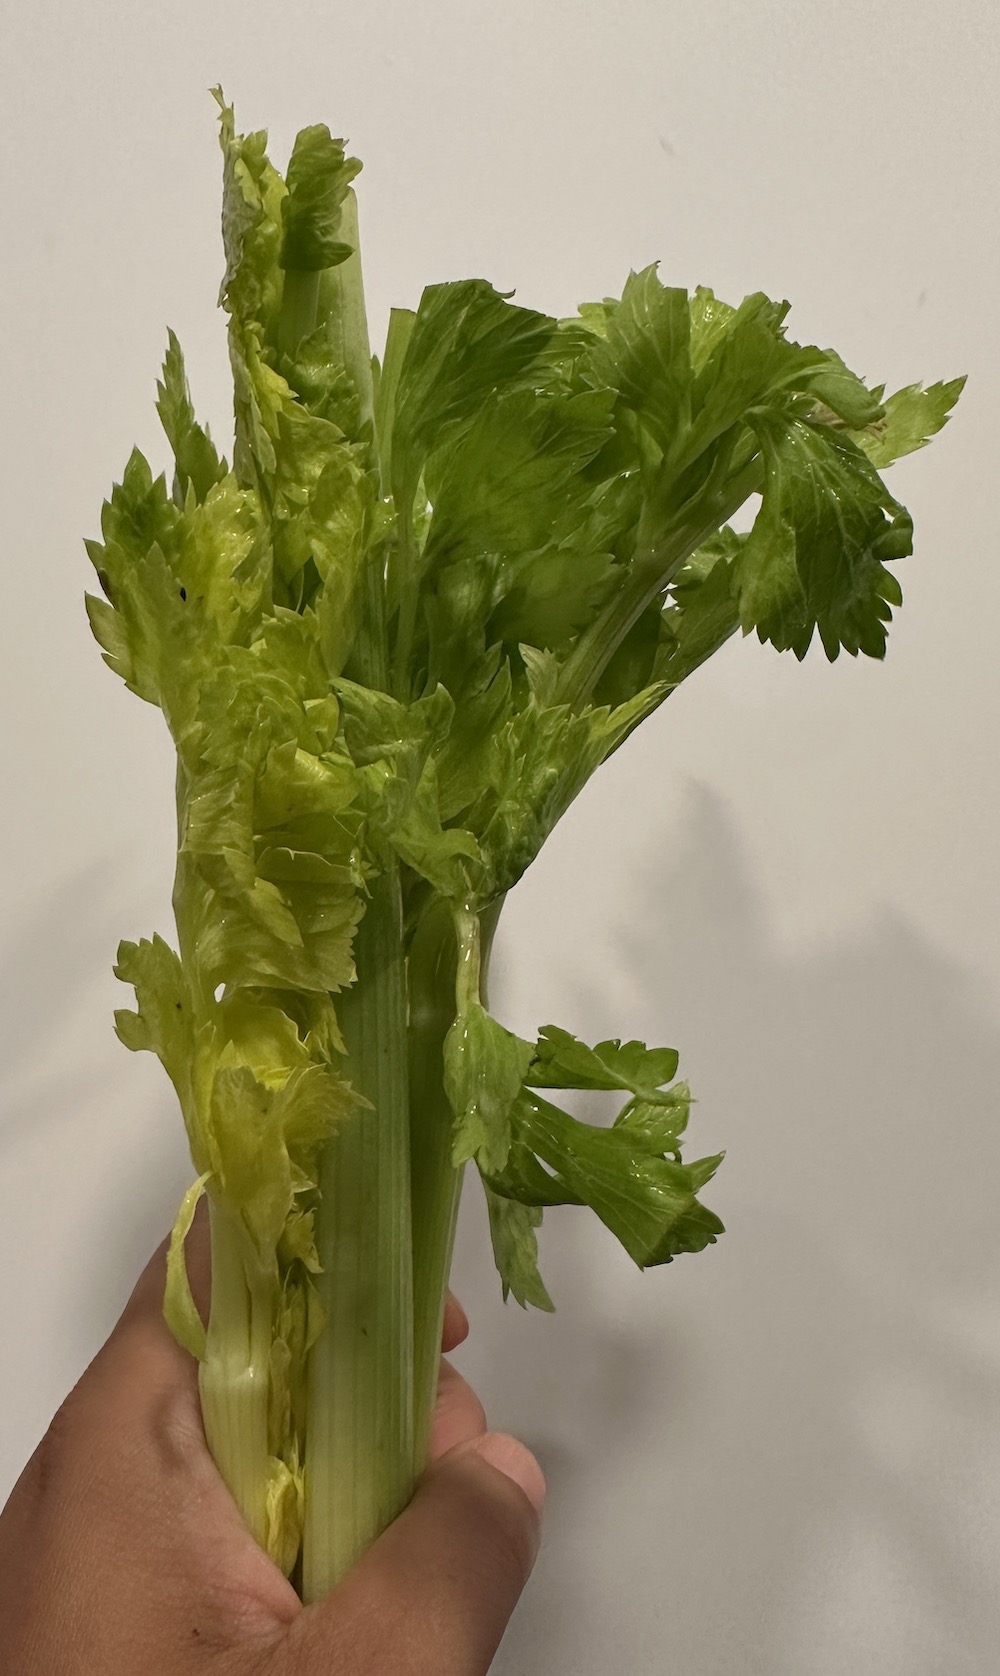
[460,784,1000,1676]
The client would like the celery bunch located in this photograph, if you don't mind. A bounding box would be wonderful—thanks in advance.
[85,94,960,1597]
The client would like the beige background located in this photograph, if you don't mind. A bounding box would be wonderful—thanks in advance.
[2,2,998,1670]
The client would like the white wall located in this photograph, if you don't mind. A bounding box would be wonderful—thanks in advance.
[1,3,997,1670]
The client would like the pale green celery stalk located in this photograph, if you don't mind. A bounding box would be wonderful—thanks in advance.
[317,191,376,438]
[297,204,419,1600]
[200,1202,275,1552]
[278,190,372,418]
[278,269,322,360]
[408,899,502,1463]
[407,898,462,1471]
[302,863,414,1600]
[171,782,278,1548]
[389,499,421,701]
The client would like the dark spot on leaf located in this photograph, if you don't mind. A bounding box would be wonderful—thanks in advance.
[179,586,187,601]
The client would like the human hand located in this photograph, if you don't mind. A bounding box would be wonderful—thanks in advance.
[0,1217,544,1674]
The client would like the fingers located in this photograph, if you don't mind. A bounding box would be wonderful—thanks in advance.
[441,1291,470,1353]
[430,1359,487,1459]
[75,1207,209,1459]
[288,1433,545,1676]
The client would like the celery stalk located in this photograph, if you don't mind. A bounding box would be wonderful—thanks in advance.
[199,1202,274,1553]
[407,899,465,1471]
[302,865,414,1599]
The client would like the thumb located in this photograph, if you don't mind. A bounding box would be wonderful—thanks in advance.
[288,1432,545,1675]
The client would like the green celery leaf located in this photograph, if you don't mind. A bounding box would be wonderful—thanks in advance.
[434,657,513,822]
[206,1062,354,1255]
[470,685,665,892]
[688,285,740,370]
[177,675,367,1000]
[583,275,826,478]
[87,475,271,736]
[735,410,911,660]
[182,835,364,997]
[374,306,416,488]
[422,388,616,569]
[616,1087,692,1155]
[444,1002,533,1174]
[654,527,743,688]
[214,96,306,488]
[389,764,483,898]
[684,290,814,462]
[327,680,483,894]
[390,279,557,504]
[282,324,366,435]
[336,681,450,828]
[489,545,619,654]
[95,446,181,567]
[422,559,503,702]
[483,1184,555,1311]
[156,331,228,504]
[280,125,361,273]
[279,1205,323,1275]
[334,677,451,769]
[268,401,376,613]
[114,934,201,1122]
[263,1458,304,1581]
[802,346,885,430]
[214,90,286,338]
[581,265,692,459]
[215,993,316,1087]
[853,377,966,469]
[518,645,561,706]
[527,1024,681,1102]
[591,600,662,709]
[487,1091,724,1268]
[114,933,189,1052]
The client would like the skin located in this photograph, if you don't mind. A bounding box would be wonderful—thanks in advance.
[0,1215,545,1675]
